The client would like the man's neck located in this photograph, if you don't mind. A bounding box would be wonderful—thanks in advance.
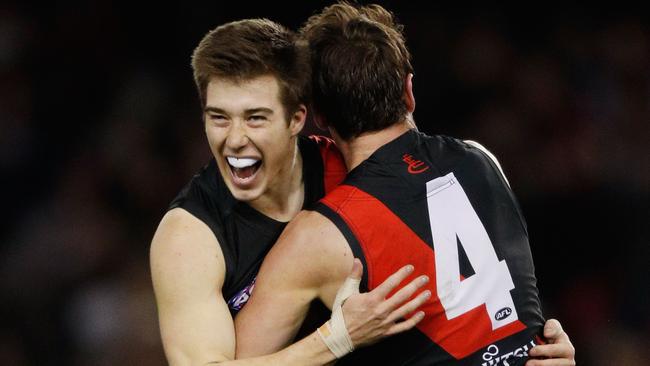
[248,139,304,222]
[334,121,413,172]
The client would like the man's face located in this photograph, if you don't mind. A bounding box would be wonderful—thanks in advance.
[204,74,305,202]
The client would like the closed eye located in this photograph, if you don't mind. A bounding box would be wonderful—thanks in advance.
[208,113,226,120]
[206,113,229,127]
[248,115,267,121]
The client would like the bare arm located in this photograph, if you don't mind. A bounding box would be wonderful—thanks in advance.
[234,211,346,357]
[152,209,340,366]
[152,209,427,365]
[235,210,429,359]
[151,208,236,365]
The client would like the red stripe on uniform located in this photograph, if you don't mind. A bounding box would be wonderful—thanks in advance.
[321,185,526,359]
[309,135,347,194]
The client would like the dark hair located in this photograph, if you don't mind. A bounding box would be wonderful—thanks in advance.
[192,18,311,119]
[300,2,413,140]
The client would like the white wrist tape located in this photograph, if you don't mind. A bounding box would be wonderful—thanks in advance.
[317,276,361,358]
[333,276,361,310]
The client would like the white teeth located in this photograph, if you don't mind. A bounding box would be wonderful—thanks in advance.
[227,157,259,168]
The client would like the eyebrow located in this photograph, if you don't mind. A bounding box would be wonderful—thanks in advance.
[204,106,227,114]
[245,107,273,115]
[204,107,274,115]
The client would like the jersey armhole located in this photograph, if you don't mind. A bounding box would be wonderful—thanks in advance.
[311,202,369,292]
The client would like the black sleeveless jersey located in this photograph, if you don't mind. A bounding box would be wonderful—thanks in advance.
[169,135,346,316]
[313,130,545,365]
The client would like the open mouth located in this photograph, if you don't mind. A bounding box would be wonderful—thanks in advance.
[226,156,262,182]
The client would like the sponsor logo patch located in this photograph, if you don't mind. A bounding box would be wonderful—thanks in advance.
[481,340,537,366]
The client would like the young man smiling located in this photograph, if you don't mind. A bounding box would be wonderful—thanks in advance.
[151,18,429,366]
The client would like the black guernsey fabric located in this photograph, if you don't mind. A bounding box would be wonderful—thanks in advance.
[169,135,327,316]
[314,130,545,365]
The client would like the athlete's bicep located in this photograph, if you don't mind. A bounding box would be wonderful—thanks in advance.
[151,208,235,365]
[235,210,352,358]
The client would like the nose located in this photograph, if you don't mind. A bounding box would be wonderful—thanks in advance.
[225,120,249,150]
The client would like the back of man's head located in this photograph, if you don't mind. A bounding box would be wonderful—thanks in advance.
[192,19,310,118]
[301,2,413,140]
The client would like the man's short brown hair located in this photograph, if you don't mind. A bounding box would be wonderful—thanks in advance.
[301,2,413,139]
[192,19,310,119]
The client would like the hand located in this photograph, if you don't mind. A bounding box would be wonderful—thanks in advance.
[340,259,430,348]
[526,319,576,366]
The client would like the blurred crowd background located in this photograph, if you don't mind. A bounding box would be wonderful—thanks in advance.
[0,1,648,365]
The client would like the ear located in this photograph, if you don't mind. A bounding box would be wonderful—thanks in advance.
[404,73,415,113]
[289,104,307,136]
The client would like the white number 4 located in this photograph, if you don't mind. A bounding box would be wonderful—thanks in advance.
[426,172,517,330]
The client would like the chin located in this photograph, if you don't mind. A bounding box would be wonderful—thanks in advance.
[229,187,264,203]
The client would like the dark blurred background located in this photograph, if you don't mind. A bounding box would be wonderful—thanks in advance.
[0,1,648,365]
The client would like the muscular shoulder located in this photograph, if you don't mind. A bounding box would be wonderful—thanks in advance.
[150,208,226,300]
[261,210,352,289]
[279,210,345,253]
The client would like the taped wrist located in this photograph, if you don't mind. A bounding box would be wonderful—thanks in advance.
[317,277,361,358]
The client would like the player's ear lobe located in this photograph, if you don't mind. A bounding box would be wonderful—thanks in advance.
[290,104,307,136]
[404,73,415,113]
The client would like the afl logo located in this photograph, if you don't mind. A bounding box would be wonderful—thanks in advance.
[495,307,512,321]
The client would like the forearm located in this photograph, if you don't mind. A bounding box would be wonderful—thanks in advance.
[211,331,334,366]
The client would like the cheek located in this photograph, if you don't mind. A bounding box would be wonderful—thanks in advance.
[259,137,292,165]
[205,126,226,149]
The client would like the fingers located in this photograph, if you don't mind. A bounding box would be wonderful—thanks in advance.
[543,319,563,340]
[528,320,575,366]
[386,287,431,323]
[526,358,576,366]
[381,273,429,318]
[529,344,574,359]
[342,264,427,346]
[381,274,429,310]
[526,360,575,366]
[543,319,571,345]
[385,311,425,336]
[348,258,363,280]
[372,264,415,299]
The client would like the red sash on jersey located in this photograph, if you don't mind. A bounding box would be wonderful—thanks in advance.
[320,184,527,359]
